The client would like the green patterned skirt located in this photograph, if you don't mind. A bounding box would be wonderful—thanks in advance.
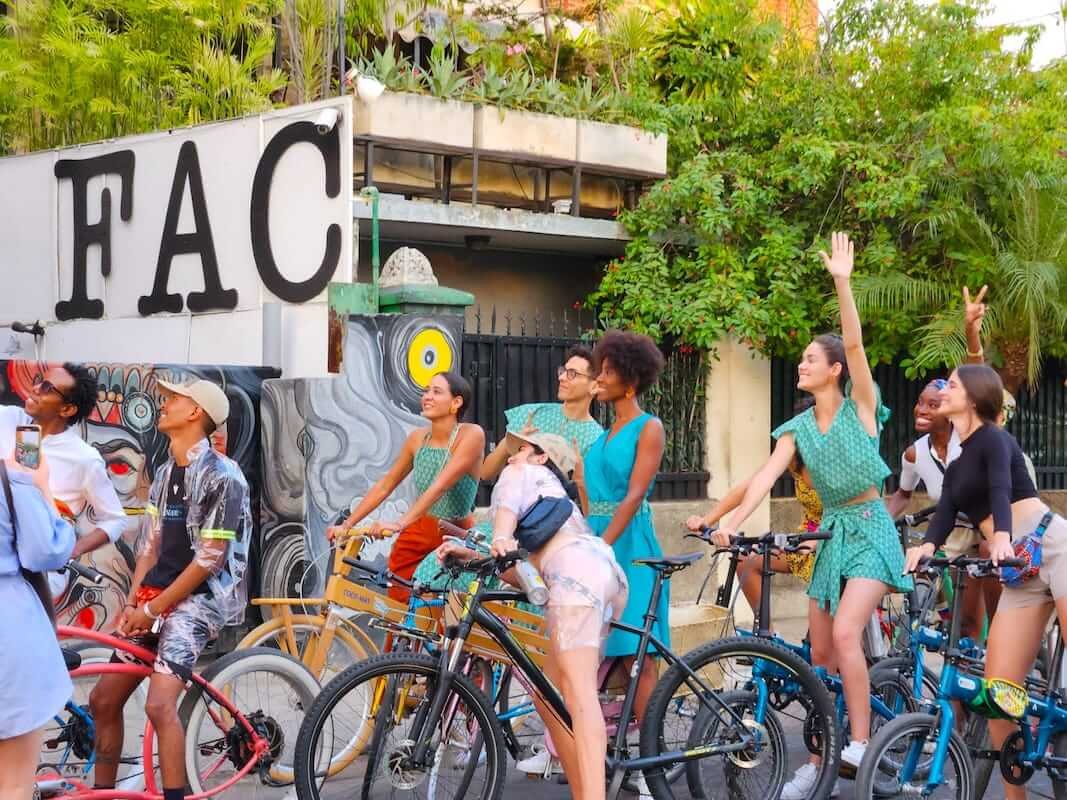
[807,498,913,614]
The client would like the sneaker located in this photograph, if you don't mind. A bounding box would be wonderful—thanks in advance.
[515,744,562,777]
[780,763,840,800]
[840,739,868,769]
[630,772,653,799]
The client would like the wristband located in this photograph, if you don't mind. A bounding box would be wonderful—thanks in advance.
[967,348,984,358]
[143,601,161,620]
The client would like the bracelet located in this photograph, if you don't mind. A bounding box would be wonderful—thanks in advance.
[142,601,160,620]
[967,348,984,358]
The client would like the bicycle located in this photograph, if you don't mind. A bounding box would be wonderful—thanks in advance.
[691,527,918,746]
[293,545,841,800]
[852,553,1067,800]
[35,588,321,798]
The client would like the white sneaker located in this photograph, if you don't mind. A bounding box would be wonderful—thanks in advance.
[630,772,653,799]
[780,763,840,800]
[515,744,561,777]
[840,739,868,769]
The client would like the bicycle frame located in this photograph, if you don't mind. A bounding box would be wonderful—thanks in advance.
[402,561,755,784]
[47,625,271,800]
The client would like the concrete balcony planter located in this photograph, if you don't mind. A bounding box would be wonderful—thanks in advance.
[577,119,668,177]
[354,91,474,150]
[474,105,577,162]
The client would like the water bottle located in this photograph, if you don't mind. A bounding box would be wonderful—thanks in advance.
[514,560,549,606]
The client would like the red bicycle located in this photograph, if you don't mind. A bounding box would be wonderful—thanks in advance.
[36,624,320,799]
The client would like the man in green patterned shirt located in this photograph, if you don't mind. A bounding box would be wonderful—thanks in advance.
[481,345,602,480]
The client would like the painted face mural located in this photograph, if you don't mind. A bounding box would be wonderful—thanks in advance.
[0,360,277,632]
[259,314,463,597]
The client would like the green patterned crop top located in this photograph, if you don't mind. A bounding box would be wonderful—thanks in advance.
[772,390,891,509]
[412,426,478,520]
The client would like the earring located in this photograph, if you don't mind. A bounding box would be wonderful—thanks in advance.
[625,388,635,399]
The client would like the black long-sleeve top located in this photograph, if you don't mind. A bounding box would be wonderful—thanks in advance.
[923,423,1037,549]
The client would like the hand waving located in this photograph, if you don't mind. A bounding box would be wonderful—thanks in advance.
[963,285,988,332]
[819,232,855,280]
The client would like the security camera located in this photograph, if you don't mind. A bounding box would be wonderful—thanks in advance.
[314,107,340,135]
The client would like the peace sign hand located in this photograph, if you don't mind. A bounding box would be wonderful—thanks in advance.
[819,232,855,280]
[963,285,988,332]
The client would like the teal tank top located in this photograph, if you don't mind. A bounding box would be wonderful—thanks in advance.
[772,388,891,508]
[412,426,478,520]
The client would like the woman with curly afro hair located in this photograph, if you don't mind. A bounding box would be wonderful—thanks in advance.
[579,330,666,795]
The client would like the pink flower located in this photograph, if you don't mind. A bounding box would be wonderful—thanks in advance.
[506,43,526,56]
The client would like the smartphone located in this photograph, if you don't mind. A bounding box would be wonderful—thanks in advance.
[15,425,41,469]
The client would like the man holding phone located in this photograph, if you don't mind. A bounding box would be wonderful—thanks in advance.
[0,364,126,570]
[88,378,251,799]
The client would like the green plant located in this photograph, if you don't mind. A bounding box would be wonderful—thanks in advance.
[425,41,469,99]
[589,0,1067,375]
[0,0,285,155]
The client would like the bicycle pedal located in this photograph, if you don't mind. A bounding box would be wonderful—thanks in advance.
[838,762,858,780]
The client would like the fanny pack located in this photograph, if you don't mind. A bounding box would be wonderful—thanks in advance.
[514,495,574,554]
[1000,512,1054,588]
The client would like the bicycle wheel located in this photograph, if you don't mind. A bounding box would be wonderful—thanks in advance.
[494,665,542,758]
[238,612,377,683]
[966,714,997,800]
[1053,729,1067,800]
[682,689,786,800]
[869,656,940,707]
[294,652,507,800]
[178,647,321,797]
[855,712,974,800]
[430,656,494,800]
[37,645,153,791]
[639,636,840,800]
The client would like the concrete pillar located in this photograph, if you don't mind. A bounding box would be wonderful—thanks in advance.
[704,338,772,625]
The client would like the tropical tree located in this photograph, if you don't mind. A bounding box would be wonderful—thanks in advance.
[589,0,1067,378]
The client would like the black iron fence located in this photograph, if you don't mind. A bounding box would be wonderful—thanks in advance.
[462,307,709,504]
[771,356,1067,497]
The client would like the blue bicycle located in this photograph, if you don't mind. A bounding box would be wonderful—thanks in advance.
[854,553,1067,800]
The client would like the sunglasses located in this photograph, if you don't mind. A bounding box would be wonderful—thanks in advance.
[557,366,592,381]
[33,377,71,403]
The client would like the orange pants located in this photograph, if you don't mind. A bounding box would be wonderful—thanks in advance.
[386,515,473,602]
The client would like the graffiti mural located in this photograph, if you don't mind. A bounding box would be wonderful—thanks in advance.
[0,360,278,631]
[259,313,464,595]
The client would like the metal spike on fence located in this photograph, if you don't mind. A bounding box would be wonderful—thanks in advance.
[562,309,569,336]
[534,309,543,337]
[519,312,527,337]
[549,311,557,337]
[490,305,497,335]
[504,309,512,336]
[473,305,482,335]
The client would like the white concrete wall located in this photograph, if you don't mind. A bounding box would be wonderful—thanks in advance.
[0,98,353,378]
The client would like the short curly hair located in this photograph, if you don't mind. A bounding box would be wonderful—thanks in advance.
[592,331,665,396]
[61,362,98,427]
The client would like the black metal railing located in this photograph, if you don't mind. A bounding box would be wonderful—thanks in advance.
[462,306,709,503]
[771,356,1067,496]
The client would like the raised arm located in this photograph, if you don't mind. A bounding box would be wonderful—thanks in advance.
[963,285,987,365]
[821,232,877,434]
[885,445,918,518]
[715,434,797,542]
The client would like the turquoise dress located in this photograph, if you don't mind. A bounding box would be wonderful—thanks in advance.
[584,413,669,658]
[772,387,912,614]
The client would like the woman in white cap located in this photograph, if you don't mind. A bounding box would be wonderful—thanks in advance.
[436,429,627,800]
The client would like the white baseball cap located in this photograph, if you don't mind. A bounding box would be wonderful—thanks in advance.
[157,379,230,426]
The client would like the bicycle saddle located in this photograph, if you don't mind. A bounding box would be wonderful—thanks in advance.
[62,648,82,671]
[632,552,704,572]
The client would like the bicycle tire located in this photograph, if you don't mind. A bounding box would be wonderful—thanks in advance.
[238,612,378,682]
[855,712,974,800]
[1053,730,1067,800]
[683,689,787,800]
[869,656,940,705]
[431,656,494,800]
[294,652,507,800]
[966,714,996,800]
[360,671,400,800]
[639,635,840,800]
[178,647,321,792]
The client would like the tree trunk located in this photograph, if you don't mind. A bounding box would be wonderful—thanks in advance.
[996,338,1030,397]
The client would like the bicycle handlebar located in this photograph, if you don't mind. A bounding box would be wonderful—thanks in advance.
[61,560,105,584]
[687,525,833,552]
[342,556,415,590]
[443,548,528,575]
[917,554,1026,571]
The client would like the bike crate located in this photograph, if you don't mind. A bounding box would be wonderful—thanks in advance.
[451,595,550,668]
[324,539,437,631]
